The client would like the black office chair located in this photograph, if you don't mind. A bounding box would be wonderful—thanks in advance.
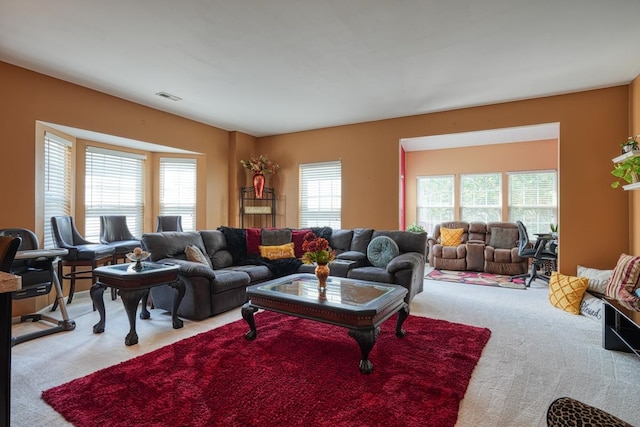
[100,215,141,264]
[155,216,183,232]
[511,221,557,287]
[50,216,115,309]
[0,228,75,345]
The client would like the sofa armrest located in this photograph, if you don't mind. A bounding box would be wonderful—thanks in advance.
[337,250,367,262]
[160,258,217,280]
[386,252,423,274]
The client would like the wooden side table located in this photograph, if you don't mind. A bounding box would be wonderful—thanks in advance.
[91,262,185,346]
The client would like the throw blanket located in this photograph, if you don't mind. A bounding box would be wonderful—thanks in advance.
[218,227,302,278]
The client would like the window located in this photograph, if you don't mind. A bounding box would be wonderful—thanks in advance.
[460,173,502,222]
[43,132,72,248]
[416,175,454,235]
[159,157,197,231]
[85,147,145,241]
[299,161,341,228]
[509,170,557,235]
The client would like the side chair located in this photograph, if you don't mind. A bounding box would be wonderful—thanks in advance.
[155,215,183,232]
[99,215,141,264]
[50,216,115,309]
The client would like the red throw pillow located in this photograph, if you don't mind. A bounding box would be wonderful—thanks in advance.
[291,229,312,258]
[245,228,262,255]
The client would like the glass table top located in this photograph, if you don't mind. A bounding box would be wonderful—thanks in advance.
[253,275,397,307]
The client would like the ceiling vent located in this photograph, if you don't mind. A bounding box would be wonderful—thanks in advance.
[155,92,182,101]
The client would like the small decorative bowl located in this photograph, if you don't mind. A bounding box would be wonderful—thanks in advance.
[125,251,150,262]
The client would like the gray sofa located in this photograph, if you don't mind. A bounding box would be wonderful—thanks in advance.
[141,227,427,320]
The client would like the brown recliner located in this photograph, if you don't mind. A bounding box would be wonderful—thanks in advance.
[428,221,471,271]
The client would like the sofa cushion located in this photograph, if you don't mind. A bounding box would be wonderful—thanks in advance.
[348,266,394,284]
[549,271,589,315]
[605,253,640,311]
[185,245,212,268]
[217,227,246,263]
[489,227,518,249]
[367,236,399,268]
[577,265,612,296]
[245,228,262,255]
[330,229,354,254]
[210,250,233,269]
[441,228,464,247]
[350,228,374,253]
[579,292,603,321]
[262,228,292,246]
[259,243,295,260]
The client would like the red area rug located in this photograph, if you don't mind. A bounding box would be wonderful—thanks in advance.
[42,311,491,427]
[426,269,526,289]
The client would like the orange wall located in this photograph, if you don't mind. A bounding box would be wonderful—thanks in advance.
[1,60,637,313]
[404,139,558,227]
[260,87,631,275]
[630,77,640,255]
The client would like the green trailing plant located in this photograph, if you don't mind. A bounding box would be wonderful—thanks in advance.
[620,136,639,153]
[549,224,558,233]
[611,155,640,188]
[406,222,426,233]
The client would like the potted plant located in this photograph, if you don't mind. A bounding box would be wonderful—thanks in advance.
[406,222,426,233]
[611,155,640,188]
[620,136,639,154]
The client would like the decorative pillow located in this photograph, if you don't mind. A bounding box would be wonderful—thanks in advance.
[548,272,589,315]
[261,228,292,246]
[605,253,640,312]
[291,229,311,259]
[245,228,262,255]
[440,227,464,247]
[258,243,295,260]
[579,292,603,322]
[185,245,212,268]
[488,227,518,250]
[367,236,399,268]
[576,265,613,296]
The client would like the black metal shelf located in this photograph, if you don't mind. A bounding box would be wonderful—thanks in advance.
[240,187,276,228]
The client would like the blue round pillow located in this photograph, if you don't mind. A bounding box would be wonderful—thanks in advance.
[367,236,400,268]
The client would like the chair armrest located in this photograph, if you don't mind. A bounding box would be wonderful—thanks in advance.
[159,258,216,280]
[386,252,423,274]
[467,239,486,245]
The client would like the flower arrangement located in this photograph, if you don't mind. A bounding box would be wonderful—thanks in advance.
[240,155,280,175]
[301,232,336,265]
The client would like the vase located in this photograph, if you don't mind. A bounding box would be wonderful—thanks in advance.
[253,172,265,199]
[315,263,330,291]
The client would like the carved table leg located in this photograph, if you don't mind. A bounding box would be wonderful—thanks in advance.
[119,289,147,346]
[90,283,107,334]
[396,303,409,338]
[348,327,380,374]
[241,303,258,340]
[139,290,151,320]
[168,280,185,329]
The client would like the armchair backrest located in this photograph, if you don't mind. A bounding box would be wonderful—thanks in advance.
[156,216,183,232]
[430,221,470,244]
[51,216,92,248]
[100,215,137,243]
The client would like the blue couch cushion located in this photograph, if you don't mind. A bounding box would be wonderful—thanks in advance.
[367,236,399,268]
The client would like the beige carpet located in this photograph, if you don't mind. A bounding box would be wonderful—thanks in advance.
[9,272,640,427]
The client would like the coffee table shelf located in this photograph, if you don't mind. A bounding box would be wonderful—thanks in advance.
[603,298,640,358]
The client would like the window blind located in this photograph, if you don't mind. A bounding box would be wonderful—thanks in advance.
[460,173,502,222]
[159,157,197,231]
[85,146,145,241]
[508,170,557,234]
[43,132,72,248]
[299,161,341,228]
[416,175,454,235]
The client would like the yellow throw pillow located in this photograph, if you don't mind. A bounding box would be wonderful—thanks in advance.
[185,245,212,268]
[440,227,464,247]
[548,272,589,314]
[259,243,295,260]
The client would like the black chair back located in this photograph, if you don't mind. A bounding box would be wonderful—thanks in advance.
[516,221,530,256]
[0,236,20,273]
[100,216,137,243]
[156,216,183,232]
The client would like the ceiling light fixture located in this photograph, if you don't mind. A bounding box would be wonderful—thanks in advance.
[155,92,182,101]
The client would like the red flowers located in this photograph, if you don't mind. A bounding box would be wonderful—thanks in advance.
[301,232,336,265]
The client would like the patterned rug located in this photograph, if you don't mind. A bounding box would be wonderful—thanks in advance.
[425,269,526,289]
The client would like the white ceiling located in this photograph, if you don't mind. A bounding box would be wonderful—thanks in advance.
[2,0,640,140]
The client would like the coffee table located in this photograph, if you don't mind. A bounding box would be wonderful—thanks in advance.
[242,273,409,374]
[91,262,185,346]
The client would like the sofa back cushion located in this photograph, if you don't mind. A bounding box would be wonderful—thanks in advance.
[141,231,205,262]
[330,229,354,255]
[262,228,292,246]
[351,228,374,253]
[468,222,487,241]
[200,230,234,269]
[433,221,469,244]
[371,230,427,255]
